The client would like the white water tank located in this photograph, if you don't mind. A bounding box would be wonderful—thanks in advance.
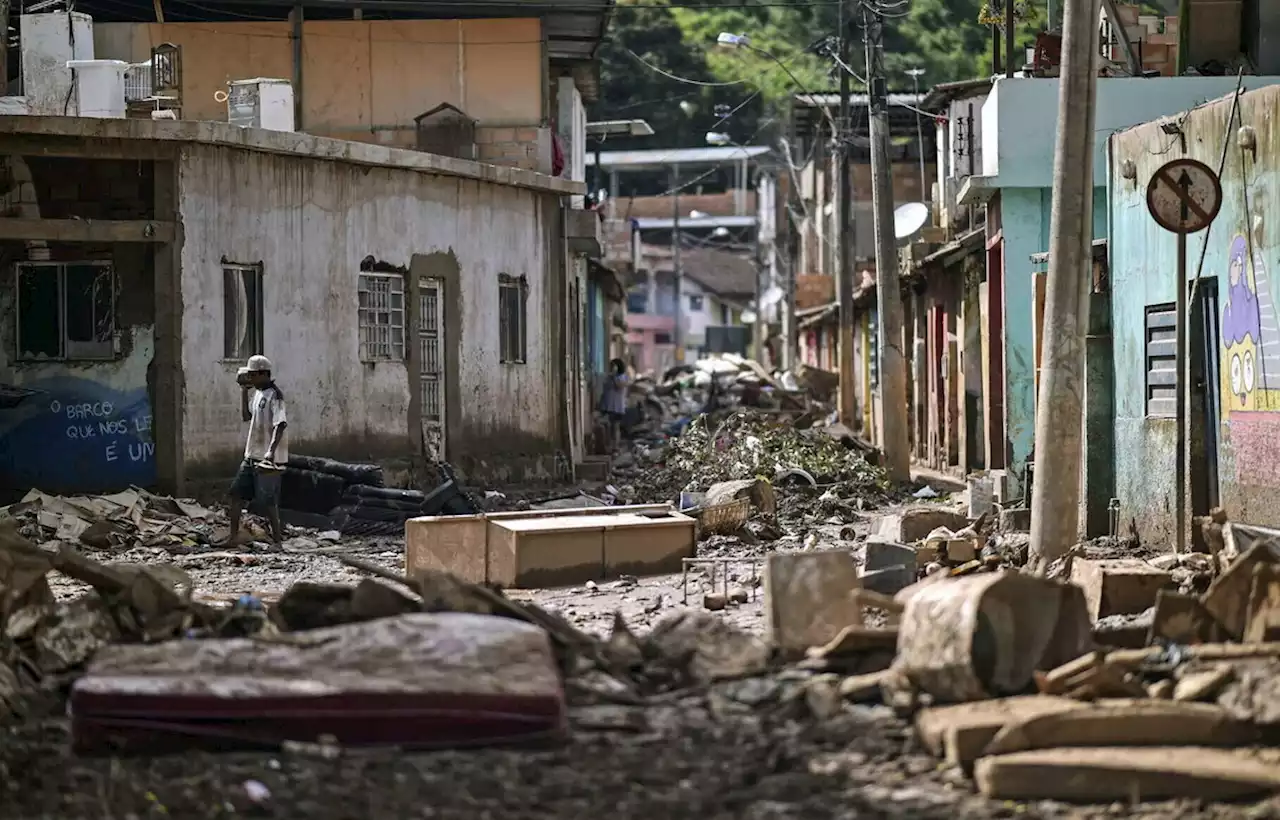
[65,59,129,119]
[226,78,294,131]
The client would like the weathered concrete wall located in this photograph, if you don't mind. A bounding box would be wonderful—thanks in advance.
[1109,83,1280,544]
[999,186,1107,496]
[0,156,159,494]
[176,142,562,482]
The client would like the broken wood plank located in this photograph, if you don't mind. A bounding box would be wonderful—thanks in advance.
[1149,589,1223,646]
[1203,540,1280,639]
[983,701,1258,757]
[1244,563,1280,643]
[974,746,1280,802]
[805,624,899,659]
[914,695,1084,761]
[1174,665,1234,702]
[0,218,175,243]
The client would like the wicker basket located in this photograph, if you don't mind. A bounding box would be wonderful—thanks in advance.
[697,497,751,536]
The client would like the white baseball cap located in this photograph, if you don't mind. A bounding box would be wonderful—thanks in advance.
[247,354,273,372]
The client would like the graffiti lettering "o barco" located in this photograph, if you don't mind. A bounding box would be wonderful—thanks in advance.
[65,402,114,419]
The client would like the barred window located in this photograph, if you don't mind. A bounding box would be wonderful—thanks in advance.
[222,262,263,361]
[358,273,405,361]
[499,273,527,364]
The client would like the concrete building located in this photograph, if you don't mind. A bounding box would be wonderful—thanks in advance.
[788,90,935,439]
[959,73,1280,501]
[624,245,754,373]
[1108,83,1280,546]
[0,117,584,497]
[589,144,780,368]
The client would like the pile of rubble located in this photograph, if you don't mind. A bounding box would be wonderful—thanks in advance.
[765,504,1280,804]
[618,410,888,515]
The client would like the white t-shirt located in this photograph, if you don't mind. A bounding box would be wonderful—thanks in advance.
[244,386,289,463]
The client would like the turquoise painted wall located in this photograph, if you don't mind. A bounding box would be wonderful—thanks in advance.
[1108,83,1280,543]
[1000,186,1107,495]
[985,77,1280,188]
[983,75,1280,497]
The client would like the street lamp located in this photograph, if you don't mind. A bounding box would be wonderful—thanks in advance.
[905,68,928,203]
[715,31,827,121]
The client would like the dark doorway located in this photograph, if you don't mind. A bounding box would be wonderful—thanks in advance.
[1190,277,1222,544]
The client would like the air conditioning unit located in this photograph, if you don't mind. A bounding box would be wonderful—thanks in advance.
[226,78,293,132]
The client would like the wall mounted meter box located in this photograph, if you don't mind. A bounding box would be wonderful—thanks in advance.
[226,78,294,131]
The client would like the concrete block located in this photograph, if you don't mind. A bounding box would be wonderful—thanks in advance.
[514,126,541,143]
[405,514,488,585]
[1070,558,1173,621]
[873,507,969,543]
[864,539,917,574]
[859,565,913,596]
[602,516,695,578]
[764,549,860,656]
[999,507,1031,532]
[945,537,978,563]
[407,508,693,589]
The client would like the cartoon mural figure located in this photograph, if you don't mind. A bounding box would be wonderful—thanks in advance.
[1223,234,1261,409]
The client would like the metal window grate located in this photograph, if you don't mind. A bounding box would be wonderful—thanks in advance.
[419,280,442,423]
[498,274,527,364]
[358,273,406,361]
[1145,303,1177,418]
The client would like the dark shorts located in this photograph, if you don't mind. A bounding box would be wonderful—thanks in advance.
[229,459,282,505]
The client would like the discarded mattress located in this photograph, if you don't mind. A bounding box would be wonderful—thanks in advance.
[69,612,566,754]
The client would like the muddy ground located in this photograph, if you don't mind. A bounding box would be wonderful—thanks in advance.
[4,478,1277,819]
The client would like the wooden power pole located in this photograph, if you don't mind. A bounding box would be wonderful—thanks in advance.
[1028,0,1101,571]
[836,0,857,427]
[863,3,911,483]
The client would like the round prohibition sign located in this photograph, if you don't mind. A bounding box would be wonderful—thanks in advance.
[1145,158,1223,235]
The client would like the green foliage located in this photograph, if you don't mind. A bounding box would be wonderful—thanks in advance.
[592,0,1061,153]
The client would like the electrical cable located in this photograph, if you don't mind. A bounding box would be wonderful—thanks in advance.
[622,46,748,87]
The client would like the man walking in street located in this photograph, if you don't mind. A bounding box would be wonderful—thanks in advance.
[222,354,289,545]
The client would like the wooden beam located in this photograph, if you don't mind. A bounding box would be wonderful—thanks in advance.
[0,135,176,161]
[0,218,175,243]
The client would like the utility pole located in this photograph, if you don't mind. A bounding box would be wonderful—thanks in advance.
[836,0,857,427]
[671,164,685,362]
[863,3,911,483]
[1005,0,1017,78]
[906,67,927,200]
[1027,0,1100,571]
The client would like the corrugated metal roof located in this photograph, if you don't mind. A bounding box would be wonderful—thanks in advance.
[793,92,926,108]
[919,77,995,112]
[72,0,613,62]
[633,215,758,230]
[586,145,772,169]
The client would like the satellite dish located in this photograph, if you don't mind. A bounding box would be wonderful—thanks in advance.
[893,202,930,242]
[759,286,784,308]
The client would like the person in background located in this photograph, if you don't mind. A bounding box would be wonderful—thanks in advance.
[600,357,629,451]
[222,354,289,545]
